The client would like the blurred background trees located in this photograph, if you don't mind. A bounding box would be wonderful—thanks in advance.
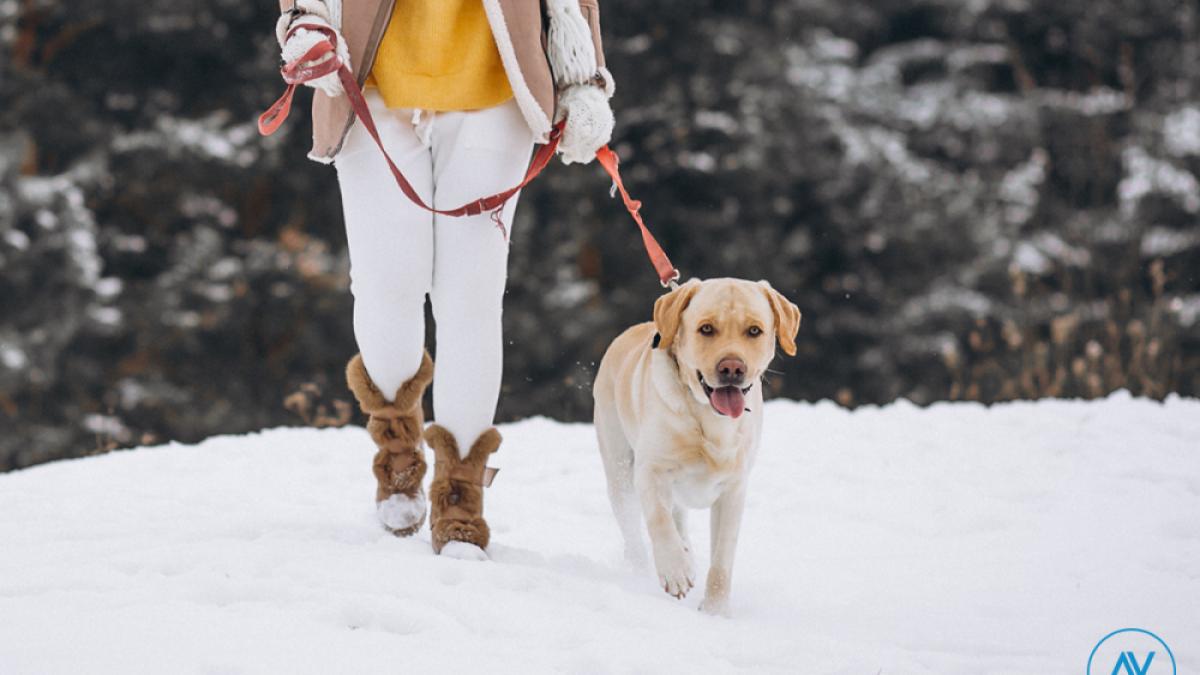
[2,0,1197,470]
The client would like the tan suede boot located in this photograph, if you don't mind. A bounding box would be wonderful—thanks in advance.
[345,351,434,536]
[425,424,500,555]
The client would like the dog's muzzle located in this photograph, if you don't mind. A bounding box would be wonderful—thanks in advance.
[698,371,751,418]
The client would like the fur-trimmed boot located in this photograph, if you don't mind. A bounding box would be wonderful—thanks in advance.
[425,424,500,557]
[345,351,434,536]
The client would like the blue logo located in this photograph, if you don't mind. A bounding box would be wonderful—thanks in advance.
[1088,629,1176,675]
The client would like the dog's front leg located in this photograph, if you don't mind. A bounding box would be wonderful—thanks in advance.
[699,482,747,616]
[635,466,694,599]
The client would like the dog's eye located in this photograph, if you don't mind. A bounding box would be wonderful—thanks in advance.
[748,326,763,337]
[699,323,715,336]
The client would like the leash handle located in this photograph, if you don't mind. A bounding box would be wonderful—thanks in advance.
[258,32,339,136]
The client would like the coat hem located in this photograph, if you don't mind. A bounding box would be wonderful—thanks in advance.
[480,0,553,143]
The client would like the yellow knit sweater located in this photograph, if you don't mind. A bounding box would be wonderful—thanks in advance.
[367,0,513,111]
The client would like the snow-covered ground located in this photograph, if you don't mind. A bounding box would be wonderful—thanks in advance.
[1,392,1197,674]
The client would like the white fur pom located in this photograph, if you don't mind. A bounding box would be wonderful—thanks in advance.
[440,541,490,561]
[556,84,613,165]
[376,492,427,532]
[545,0,598,87]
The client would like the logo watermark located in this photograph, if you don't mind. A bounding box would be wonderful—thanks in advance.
[1088,628,1176,675]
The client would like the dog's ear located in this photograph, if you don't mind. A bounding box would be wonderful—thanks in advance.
[758,280,801,356]
[653,279,702,351]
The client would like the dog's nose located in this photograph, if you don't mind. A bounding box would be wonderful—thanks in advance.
[716,358,746,385]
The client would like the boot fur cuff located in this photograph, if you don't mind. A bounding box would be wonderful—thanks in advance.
[346,351,434,416]
[425,425,501,467]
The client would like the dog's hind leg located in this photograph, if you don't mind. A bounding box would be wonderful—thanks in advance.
[595,407,648,568]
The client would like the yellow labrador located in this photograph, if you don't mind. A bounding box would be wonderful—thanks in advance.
[592,278,801,615]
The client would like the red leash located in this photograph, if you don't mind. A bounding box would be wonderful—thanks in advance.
[259,23,680,287]
[594,146,679,287]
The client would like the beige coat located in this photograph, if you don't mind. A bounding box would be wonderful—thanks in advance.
[277,0,607,162]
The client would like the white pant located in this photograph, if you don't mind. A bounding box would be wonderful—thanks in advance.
[335,92,535,449]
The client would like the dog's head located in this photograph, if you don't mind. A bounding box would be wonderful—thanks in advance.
[653,278,801,419]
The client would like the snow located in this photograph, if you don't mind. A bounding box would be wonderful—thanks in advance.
[94,277,123,300]
[86,306,123,327]
[1170,294,1200,327]
[2,228,29,251]
[1013,240,1051,275]
[1164,106,1200,157]
[1119,146,1200,215]
[1141,226,1200,258]
[0,343,26,370]
[999,148,1047,226]
[1,393,1197,674]
[376,492,426,532]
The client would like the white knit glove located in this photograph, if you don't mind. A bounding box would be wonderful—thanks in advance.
[555,79,614,165]
[276,7,350,98]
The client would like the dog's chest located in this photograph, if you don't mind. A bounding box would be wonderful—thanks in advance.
[671,468,730,508]
[666,440,743,508]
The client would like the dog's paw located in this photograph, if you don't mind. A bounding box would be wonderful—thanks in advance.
[653,545,694,599]
[699,567,732,614]
[699,595,731,617]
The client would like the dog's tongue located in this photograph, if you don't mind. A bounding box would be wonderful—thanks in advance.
[709,385,745,418]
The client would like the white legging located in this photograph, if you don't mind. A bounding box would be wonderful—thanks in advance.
[335,91,535,450]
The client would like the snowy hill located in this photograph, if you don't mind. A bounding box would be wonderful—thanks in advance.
[2,393,1197,674]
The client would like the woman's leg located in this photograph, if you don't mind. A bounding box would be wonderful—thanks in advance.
[421,99,534,556]
[335,91,435,396]
[428,98,536,453]
[336,92,437,536]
